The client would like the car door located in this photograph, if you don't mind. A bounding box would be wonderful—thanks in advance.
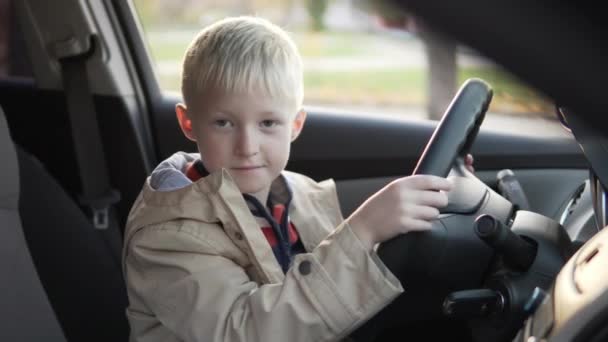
[116,0,587,226]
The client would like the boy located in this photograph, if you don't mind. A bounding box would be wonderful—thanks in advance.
[123,16,470,342]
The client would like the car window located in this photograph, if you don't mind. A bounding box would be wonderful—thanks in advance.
[130,0,563,136]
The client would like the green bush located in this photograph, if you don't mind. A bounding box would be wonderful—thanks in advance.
[305,0,329,31]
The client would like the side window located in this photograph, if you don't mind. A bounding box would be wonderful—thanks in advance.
[0,0,33,80]
[131,0,560,135]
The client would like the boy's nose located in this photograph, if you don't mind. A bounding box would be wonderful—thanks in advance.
[235,129,259,157]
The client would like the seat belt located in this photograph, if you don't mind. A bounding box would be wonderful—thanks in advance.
[52,35,123,264]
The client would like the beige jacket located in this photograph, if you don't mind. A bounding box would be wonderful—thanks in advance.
[123,156,403,342]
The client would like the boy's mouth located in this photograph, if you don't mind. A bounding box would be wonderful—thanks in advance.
[231,166,264,171]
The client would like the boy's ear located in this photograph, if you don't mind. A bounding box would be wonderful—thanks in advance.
[176,103,197,142]
[291,109,307,142]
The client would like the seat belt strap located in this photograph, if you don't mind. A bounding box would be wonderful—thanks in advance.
[52,35,122,262]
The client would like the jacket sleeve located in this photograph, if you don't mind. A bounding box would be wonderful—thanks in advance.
[125,220,403,342]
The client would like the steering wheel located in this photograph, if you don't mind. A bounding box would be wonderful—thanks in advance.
[351,79,572,342]
[412,77,491,177]
[378,77,494,283]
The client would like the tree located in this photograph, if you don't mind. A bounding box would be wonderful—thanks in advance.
[305,0,329,31]
[416,20,458,120]
[354,0,458,120]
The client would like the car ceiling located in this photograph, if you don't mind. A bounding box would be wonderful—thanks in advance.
[391,0,608,131]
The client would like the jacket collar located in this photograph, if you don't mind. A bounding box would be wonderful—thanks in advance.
[125,168,285,282]
[185,158,294,214]
[125,152,344,284]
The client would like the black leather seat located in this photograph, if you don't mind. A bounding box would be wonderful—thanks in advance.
[0,105,129,341]
[0,105,66,342]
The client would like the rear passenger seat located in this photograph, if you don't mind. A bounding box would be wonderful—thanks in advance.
[0,105,66,341]
[0,104,130,341]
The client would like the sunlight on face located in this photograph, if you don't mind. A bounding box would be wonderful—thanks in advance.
[189,89,301,202]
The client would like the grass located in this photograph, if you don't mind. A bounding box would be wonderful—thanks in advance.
[304,69,426,106]
[458,68,554,114]
[158,66,552,115]
[145,30,386,61]
[148,29,552,116]
[146,39,189,61]
[304,67,553,114]
[292,31,381,57]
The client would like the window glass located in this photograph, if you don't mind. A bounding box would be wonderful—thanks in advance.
[132,0,562,136]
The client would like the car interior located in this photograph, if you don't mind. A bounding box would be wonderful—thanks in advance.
[1,0,607,341]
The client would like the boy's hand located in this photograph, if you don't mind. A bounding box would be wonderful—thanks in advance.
[347,175,453,251]
[465,153,475,173]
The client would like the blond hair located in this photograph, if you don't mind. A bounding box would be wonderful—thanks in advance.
[181,16,303,112]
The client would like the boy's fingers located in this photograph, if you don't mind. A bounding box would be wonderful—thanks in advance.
[406,175,453,191]
[466,153,474,165]
[465,154,475,172]
[411,190,449,208]
[401,219,433,232]
[410,205,441,221]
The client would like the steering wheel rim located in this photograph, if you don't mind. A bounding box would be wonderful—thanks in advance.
[376,78,494,285]
[413,78,493,177]
[351,79,496,341]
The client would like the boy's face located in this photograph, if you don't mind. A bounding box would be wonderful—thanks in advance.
[176,89,306,202]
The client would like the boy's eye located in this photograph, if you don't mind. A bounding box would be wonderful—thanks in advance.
[260,120,278,128]
[214,119,233,128]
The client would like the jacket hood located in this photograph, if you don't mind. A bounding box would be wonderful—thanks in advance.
[126,152,242,235]
[149,151,199,191]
